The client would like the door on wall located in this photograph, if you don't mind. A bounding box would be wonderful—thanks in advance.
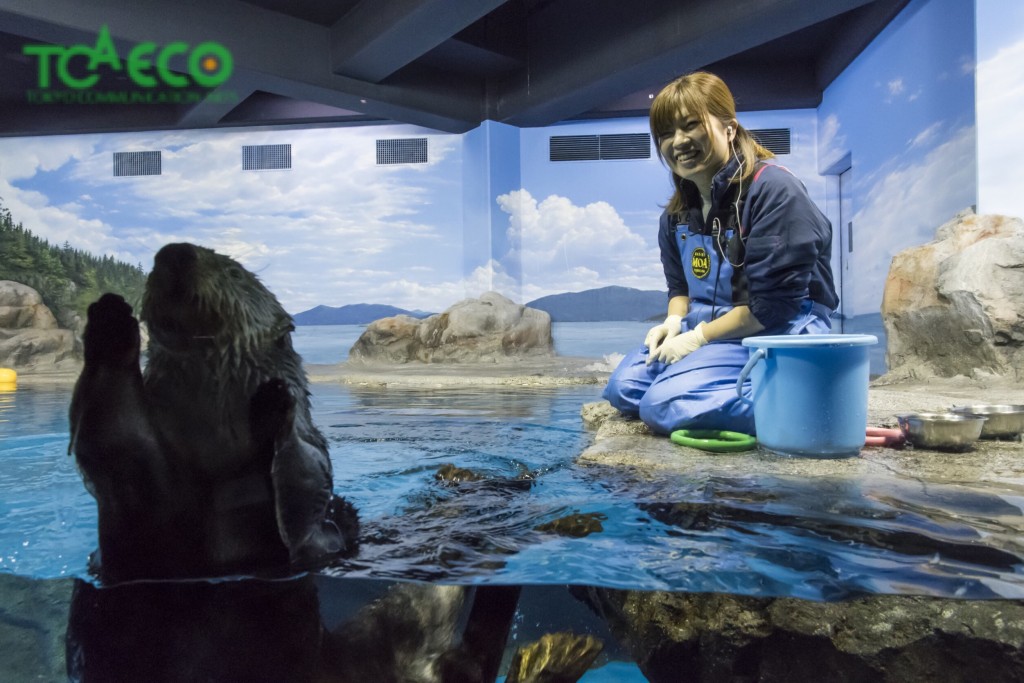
[839,166,853,331]
[836,165,886,376]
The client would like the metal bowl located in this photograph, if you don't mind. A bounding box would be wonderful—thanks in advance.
[896,412,987,451]
[949,404,1024,440]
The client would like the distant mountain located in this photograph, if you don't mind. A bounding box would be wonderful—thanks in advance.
[527,286,666,322]
[293,303,433,325]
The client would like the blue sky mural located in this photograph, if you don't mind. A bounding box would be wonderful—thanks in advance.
[503,109,824,306]
[0,107,824,318]
[0,125,466,315]
[818,0,977,317]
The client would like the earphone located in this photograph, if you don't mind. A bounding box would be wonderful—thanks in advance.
[717,130,746,268]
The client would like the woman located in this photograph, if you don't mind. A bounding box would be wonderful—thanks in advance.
[603,71,838,436]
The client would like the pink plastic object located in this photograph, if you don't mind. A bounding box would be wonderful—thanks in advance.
[864,427,906,448]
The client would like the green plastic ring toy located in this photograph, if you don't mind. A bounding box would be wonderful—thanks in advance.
[670,429,757,453]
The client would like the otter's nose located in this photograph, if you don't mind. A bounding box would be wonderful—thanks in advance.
[154,243,198,274]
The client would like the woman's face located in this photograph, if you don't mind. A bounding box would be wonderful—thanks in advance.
[656,107,733,188]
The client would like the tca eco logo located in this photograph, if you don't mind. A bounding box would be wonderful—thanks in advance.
[22,25,235,105]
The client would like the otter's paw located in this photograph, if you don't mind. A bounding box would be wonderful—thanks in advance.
[327,495,360,558]
[83,294,140,367]
[250,378,296,446]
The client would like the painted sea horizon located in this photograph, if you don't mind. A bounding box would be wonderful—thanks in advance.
[292,321,651,366]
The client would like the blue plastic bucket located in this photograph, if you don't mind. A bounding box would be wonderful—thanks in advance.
[737,334,878,457]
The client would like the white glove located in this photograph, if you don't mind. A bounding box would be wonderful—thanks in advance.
[644,314,682,357]
[649,322,708,365]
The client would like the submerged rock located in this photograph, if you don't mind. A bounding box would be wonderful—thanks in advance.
[534,512,607,538]
[349,292,553,364]
[881,210,1024,384]
[0,280,76,370]
[573,588,1024,682]
[505,632,604,683]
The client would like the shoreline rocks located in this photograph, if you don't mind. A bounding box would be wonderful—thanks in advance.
[0,280,77,371]
[881,210,1024,384]
[348,292,554,364]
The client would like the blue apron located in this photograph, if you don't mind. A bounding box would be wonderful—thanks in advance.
[603,218,833,435]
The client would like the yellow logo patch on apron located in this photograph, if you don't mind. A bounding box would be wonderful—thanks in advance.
[691,247,711,279]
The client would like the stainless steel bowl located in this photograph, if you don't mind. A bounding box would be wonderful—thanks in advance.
[896,412,987,451]
[950,404,1024,440]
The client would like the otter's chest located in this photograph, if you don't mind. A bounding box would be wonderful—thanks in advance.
[144,367,262,476]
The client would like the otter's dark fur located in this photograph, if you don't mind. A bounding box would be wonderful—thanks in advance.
[69,242,357,581]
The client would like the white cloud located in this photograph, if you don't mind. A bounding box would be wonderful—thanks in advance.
[887,78,905,96]
[846,124,976,315]
[0,136,96,180]
[908,122,943,149]
[495,189,664,301]
[976,36,1024,216]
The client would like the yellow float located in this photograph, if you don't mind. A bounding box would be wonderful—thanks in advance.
[0,367,17,391]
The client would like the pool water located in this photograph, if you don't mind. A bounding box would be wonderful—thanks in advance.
[4,381,1024,601]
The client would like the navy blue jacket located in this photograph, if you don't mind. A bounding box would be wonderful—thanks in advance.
[657,159,839,329]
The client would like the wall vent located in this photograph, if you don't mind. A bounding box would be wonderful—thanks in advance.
[376,138,428,165]
[113,151,161,177]
[549,133,651,162]
[243,144,292,170]
[750,128,791,155]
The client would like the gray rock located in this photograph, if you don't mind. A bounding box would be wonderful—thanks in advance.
[881,210,1024,383]
[349,292,554,364]
[0,280,76,370]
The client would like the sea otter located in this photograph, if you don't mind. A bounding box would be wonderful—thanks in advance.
[69,242,357,581]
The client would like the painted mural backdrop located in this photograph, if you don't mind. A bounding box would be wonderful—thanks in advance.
[0,125,465,316]
[0,110,825,319]
[817,0,977,323]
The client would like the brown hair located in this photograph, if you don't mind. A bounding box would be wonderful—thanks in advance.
[649,71,774,217]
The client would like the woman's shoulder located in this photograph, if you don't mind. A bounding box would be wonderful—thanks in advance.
[748,162,811,200]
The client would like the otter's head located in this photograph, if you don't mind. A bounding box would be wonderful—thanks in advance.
[141,243,293,355]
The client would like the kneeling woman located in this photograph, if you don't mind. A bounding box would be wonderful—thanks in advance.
[603,71,839,436]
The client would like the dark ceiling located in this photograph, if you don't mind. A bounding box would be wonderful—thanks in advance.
[0,0,910,137]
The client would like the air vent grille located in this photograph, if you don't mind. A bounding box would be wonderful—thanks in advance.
[597,133,652,160]
[376,138,428,164]
[243,144,292,170]
[550,133,651,162]
[113,151,161,177]
[750,128,791,155]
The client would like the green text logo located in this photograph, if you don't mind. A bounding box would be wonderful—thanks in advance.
[23,25,233,90]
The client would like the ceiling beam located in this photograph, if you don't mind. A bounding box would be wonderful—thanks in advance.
[492,0,880,127]
[0,0,483,133]
[329,0,506,83]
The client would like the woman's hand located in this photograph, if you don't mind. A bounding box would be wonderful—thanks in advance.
[649,322,707,365]
[644,314,682,356]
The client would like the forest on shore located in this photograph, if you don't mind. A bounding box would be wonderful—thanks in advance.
[0,200,146,326]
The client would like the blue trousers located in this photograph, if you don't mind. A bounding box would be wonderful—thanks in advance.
[602,307,832,436]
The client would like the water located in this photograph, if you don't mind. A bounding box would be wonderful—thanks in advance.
[4,367,1024,598]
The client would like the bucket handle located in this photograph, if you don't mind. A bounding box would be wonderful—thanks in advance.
[735,348,767,404]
